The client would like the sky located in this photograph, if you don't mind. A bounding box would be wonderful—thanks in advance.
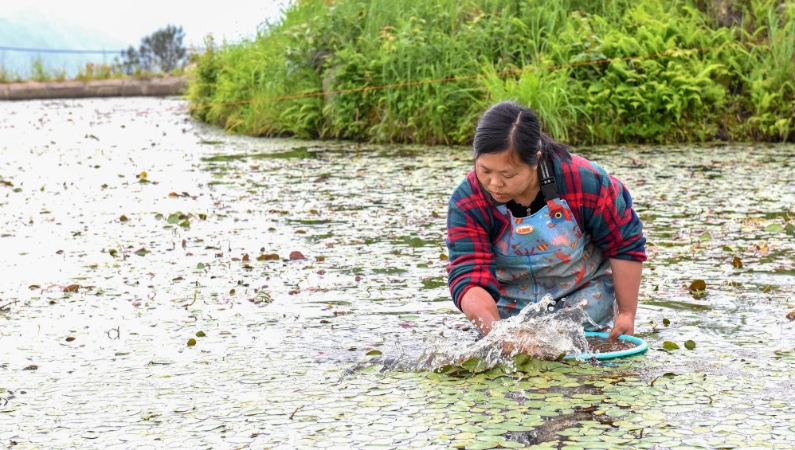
[0,0,289,76]
[1,0,289,49]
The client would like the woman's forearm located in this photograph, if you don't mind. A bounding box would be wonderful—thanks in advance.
[609,258,642,316]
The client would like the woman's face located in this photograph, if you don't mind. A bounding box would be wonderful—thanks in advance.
[475,150,539,205]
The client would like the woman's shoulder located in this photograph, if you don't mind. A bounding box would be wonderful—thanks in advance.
[555,152,610,175]
[554,152,614,194]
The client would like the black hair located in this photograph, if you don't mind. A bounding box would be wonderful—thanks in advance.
[472,101,571,166]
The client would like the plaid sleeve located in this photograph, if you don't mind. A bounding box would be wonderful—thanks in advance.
[445,173,503,311]
[559,156,647,261]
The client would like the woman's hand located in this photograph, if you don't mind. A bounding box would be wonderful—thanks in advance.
[608,312,635,340]
[459,287,501,335]
[501,331,544,358]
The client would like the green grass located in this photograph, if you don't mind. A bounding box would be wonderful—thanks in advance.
[0,64,23,83]
[1,59,185,84]
[181,0,791,144]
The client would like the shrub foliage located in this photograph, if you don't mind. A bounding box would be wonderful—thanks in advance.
[187,0,795,144]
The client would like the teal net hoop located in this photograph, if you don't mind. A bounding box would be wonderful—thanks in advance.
[565,332,648,360]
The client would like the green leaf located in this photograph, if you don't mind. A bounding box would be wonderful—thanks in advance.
[196,331,206,338]
[699,231,712,241]
[187,338,197,347]
[764,223,784,232]
[663,341,680,350]
[684,340,696,350]
[167,213,181,224]
[460,357,489,374]
[135,248,149,256]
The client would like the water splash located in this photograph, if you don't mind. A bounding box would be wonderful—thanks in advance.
[391,295,597,372]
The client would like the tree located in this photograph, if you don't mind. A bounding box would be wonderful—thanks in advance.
[119,46,140,75]
[119,25,187,74]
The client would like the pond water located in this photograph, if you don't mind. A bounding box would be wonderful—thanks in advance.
[1,98,794,449]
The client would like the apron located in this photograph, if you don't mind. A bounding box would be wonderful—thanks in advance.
[492,159,616,330]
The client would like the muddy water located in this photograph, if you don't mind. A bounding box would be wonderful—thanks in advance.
[1,98,794,449]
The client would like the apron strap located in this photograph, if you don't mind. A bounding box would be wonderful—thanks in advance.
[538,156,564,216]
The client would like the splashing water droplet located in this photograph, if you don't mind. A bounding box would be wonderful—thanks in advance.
[402,295,596,372]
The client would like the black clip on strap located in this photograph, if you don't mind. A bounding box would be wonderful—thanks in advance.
[538,157,558,202]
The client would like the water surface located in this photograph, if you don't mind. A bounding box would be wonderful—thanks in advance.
[1,98,794,449]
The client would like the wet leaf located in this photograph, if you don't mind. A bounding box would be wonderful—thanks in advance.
[786,311,795,321]
[257,253,279,261]
[684,340,696,350]
[63,284,79,293]
[196,331,206,338]
[460,357,489,374]
[196,263,205,270]
[366,350,382,357]
[119,215,129,222]
[289,251,305,260]
[178,219,190,228]
[662,318,670,327]
[167,213,181,224]
[23,365,38,370]
[764,223,784,232]
[663,341,680,350]
[65,337,75,342]
[187,338,197,347]
[699,231,712,241]
[732,256,743,268]
[135,248,149,256]
[689,279,707,298]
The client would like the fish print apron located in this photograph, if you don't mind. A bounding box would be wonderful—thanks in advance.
[492,159,616,330]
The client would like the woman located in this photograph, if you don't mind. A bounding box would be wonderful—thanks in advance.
[446,101,646,339]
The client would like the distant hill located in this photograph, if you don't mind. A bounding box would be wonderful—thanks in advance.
[0,9,131,79]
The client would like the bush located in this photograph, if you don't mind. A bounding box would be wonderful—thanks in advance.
[187,0,795,144]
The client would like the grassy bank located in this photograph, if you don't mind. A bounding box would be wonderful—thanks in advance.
[187,0,795,144]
